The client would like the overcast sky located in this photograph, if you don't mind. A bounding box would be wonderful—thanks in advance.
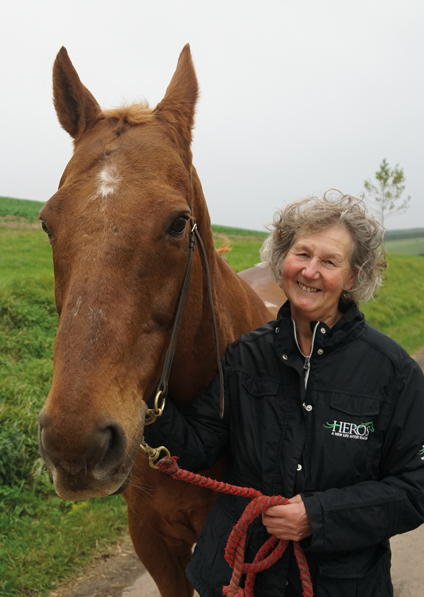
[1,0,423,231]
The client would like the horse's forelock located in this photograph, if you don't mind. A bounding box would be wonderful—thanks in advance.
[101,103,153,125]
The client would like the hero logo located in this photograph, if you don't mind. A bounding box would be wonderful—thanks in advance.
[418,446,424,460]
[324,421,374,441]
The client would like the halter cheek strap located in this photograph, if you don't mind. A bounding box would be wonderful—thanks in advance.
[144,215,225,427]
[193,224,225,419]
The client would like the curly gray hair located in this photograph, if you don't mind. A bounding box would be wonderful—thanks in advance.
[260,190,387,305]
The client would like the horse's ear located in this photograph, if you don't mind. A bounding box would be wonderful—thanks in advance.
[154,44,199,169]
[53,47,101,139]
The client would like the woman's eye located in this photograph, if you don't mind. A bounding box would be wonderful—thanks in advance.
[169,216,189,236]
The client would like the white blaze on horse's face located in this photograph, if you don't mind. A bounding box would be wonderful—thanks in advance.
[98,162,122,199]
[38,45,199,500]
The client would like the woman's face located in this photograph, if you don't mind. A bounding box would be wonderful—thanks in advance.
[281,224,358,326]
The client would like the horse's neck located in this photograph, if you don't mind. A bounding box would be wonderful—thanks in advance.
[168,170,269,406]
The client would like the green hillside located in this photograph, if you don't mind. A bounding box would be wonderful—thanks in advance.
[385,228,424,241]
[384,228,424,255]
[385,237,424,255]
[0,196,43,223]
[212,223,267,237]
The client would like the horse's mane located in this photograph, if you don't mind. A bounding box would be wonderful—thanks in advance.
[216,239,232,255]
[101,103,154,125]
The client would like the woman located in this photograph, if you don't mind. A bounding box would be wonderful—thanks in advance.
[144,192,424,596]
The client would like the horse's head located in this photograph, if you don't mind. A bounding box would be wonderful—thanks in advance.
[38,46,202,500]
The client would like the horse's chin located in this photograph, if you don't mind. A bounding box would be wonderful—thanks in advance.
[111,473,131,495]
[52,468,132,501]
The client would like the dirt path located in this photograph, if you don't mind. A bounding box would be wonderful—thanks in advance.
[49,348,424,597]
[48,537,144,597]
[49,528,424,597]
[48,535,199,597]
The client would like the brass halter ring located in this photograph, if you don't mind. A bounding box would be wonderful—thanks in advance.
[139,437,170,469]
[144,390,166,426]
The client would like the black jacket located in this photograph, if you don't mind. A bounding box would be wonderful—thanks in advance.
[144,302,424,596]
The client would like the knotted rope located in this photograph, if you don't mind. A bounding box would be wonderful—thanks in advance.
[157,456,314,597]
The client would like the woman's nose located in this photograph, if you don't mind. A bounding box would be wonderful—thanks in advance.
[302,259,320,279]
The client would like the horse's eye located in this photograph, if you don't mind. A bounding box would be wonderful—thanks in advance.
[41,220,52,239]
[169,216,189,236]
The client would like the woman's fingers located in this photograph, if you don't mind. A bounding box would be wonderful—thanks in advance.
[262,494,312,541]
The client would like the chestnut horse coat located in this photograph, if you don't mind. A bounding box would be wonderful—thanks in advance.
[38,45,280,597]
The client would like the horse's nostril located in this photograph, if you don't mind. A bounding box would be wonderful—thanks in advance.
[95,422,127,475]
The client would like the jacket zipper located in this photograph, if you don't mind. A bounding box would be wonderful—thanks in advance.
[292,320,320,389]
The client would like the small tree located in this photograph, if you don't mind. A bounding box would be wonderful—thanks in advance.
[364,158,411,226]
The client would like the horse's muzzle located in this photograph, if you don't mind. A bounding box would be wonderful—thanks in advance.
[38,411,137,500]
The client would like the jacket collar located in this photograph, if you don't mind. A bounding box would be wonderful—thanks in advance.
[274,300,366,356]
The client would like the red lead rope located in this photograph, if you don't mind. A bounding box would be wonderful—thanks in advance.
[156,456,314,597]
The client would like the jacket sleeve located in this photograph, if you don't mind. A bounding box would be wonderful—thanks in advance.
[142,359,232,472]
[301,360,424,553]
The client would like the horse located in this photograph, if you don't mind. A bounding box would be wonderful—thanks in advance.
[38,45,283,596]
[238,263,285,319]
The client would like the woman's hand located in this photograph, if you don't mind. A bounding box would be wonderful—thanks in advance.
[262,494,312,541]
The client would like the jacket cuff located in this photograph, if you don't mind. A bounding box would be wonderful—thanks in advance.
[301,492,325,551]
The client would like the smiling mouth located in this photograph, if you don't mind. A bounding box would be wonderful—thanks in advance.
[297,282,320,293]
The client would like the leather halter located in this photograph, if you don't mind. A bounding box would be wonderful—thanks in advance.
[145,219,225,426]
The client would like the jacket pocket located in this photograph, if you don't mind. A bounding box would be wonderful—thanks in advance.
[313,391,385,490]
[316,545,392,597]
[330,392,382,417]
[327,392,384,442]
[241,374,279,398]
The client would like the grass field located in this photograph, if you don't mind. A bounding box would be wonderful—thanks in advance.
[361,254,424,353]
[214,235,265,272]
[2,196,424,595]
